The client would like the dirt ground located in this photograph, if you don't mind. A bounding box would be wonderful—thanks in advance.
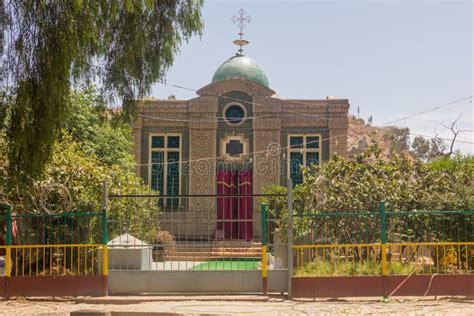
[0,296,473,316]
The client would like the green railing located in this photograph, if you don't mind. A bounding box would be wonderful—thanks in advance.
[13,211,105,245]
[291,203,474,277]
[0,212,5,247]
[0,204,105,245]
[294,203,474,245]
[1,204,109,278]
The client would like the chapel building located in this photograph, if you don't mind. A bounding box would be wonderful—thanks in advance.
[132,41,349,241]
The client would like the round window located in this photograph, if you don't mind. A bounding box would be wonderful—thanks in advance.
[224,104,246,125]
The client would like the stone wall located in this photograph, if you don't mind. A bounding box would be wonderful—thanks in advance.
[253,128,281,239]
[327,100,349,158]
[132,80,350,241]
[187,97,218,238]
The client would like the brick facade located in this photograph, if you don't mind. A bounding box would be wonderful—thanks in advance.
[132,78,349,240]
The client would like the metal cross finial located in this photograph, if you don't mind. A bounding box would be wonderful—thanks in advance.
[232,8,252,35]
[231,9,251,55]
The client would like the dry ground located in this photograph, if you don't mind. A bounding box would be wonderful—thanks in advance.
[0,296,473,315]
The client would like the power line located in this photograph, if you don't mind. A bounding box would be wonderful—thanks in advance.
[410,132,474,145]
[167,84,340,121]
[382,96,473,126]
[135,130,473,168]
[139,112,338,123]
[136,134,335,166]
[165,83,473,130]
[139,83,473,165]
[139,114,275,123]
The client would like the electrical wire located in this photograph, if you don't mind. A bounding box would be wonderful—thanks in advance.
[137,83,473,166]
[139,112,332,123]
[409,133,474,145]
[134,129,473,167]
[166,83,342,121]
[381,96,473,126]
[161,83,473,133]
[135,134,335,167]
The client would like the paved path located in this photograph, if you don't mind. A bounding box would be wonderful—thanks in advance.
[0,296,472,315]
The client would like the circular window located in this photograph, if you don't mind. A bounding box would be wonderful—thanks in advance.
[224,104,246,125]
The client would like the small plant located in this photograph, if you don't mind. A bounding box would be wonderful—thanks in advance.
[152,230,176,262]
[294,259,428,277]
[154,230,176,252]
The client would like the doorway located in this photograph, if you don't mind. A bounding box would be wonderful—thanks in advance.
[216,170,253,241]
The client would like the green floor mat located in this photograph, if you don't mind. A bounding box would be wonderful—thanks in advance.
[191,258,260,270]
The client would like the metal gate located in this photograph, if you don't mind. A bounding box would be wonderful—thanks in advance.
[105,183,288,294]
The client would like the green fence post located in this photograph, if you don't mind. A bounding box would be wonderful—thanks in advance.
[380,201,388,301]
[102,208,108,245]
[5,204,12,277]
[6,205,11,246]
[261,203,268,295]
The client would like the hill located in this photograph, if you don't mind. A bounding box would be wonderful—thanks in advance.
[347,115,411,159]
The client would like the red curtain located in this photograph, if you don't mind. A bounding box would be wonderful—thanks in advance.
[217,171,236,239]
[238,171,253,241]
[216,170,253,241]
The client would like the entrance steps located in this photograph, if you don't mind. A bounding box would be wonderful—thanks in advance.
[165,241,262,261]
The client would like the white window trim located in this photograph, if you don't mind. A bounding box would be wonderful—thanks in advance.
[148,133,182,197]
[287,134,322,182]
[220,134,249,161]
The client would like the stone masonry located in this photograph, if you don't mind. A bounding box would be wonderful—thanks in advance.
[132,75,349,241]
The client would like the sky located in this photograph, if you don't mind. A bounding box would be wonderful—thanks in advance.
[150,0,473,153]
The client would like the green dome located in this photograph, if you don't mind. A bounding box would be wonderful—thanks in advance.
[212,55,269,87]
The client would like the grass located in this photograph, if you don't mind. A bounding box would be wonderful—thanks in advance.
[294,260,433,277]
[191,258,260,270]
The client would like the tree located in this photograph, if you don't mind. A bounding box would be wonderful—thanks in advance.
[62,87,134,167]
[441,113,467,156]
[411,136,430,159]
[383,126,410,153]
[0,1,204,183]
[427,137,446,159]
[303,146,472,212]
[0,88,161,242]
[411,135,445,161]
[264,146,474,243]
[45,137,160,242]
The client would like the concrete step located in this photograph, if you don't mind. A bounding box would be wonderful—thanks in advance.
[174,247,213,252]
[164,241,263,261]
[166,251,212,256]
[211,247,262,253]
[165,252,262,261]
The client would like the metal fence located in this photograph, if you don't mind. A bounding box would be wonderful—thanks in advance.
[0,205,108,278]
[291,203,474,278]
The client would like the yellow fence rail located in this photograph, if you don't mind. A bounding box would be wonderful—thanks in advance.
[1,244,107,277]
[293,242,474,277]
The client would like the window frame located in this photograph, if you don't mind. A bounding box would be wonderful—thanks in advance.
[222,102,247,126]
[220,134,249,161]
[148,133,182,198]
[287,134,322,184]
